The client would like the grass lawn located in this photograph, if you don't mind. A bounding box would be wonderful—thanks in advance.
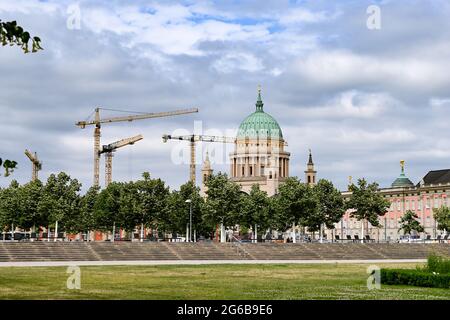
[0,263,449,300]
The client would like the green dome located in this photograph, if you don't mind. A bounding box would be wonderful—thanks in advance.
[237,90,283,140]
[391,176,414,188]
[391,162,414,188]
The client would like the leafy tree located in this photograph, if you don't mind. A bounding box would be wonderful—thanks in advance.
[239,184,270,241]
[203,173,242,241]
[398,210,424,235]
[79,185,100,235]
[306,179,345,238]
[433,206,450,233]
[0,158,18,177]
[0,21,41,177]
[133,172,170,240]
[346,178,390,240]
[117,181,140,234]
[0,20,43,53]
[94,182,123,232]
[166,181,206,238]
[0,180,21,235]
[18,180,44,231]
[38,172,82,237]
[273,177,316,234]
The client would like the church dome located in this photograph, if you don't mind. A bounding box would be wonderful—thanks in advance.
[391,160,414,188]
[237,89,283,140]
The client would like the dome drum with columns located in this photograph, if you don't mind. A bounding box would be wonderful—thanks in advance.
[229,88,290,196]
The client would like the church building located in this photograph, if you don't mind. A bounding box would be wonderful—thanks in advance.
[228,88,290,196]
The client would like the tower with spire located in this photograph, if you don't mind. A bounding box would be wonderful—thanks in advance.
[200,151,213,197]
[305,149,317,186]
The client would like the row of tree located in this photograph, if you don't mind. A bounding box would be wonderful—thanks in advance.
[1,171,448,240]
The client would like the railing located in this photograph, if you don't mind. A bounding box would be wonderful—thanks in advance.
[230,236,252,258]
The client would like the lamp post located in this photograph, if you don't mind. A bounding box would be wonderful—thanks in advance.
[185,199,192,242]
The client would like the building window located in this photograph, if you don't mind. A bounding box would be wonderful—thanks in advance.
[242,167,245,176]
[406,200,410,210]
[308,176,311,184]
[426,198,430,209]
[260,166,265,175]
[418,199,422,210]
[397,200,401,211]
[250,166,253,176]
[434,198,439,208]
[411,200,415,210]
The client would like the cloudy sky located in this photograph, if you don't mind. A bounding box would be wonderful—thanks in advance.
[1,0,450,192]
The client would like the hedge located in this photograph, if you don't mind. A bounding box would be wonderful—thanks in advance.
[381,269,450,289]
[426,254,450,274]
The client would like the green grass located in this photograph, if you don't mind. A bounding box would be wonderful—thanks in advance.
[0,263,449,300]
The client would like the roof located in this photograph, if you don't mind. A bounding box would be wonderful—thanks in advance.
[391,161,414,188]
[419,169,450,186]
[236,89,283,139]
[391,175,415,188]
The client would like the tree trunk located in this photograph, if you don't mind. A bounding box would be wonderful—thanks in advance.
[292,222,296,243]
[361,219,364,243]
[11,223,14,241]
[186,224,189,242]
[54,221,58,242]
[319,224,323,243]
[140,223,144,242]
[112,222,115,243]
[194,229,196,242]
[47,225,50,241]
[254,224,258,243]
[220,223,226,243]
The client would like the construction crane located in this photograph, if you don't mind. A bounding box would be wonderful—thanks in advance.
[162,134,236,184]
[24,149,42,182]
[100,134,144,187]
[76,107,198,187]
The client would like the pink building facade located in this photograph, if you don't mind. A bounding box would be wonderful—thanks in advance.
[331,165,450,241]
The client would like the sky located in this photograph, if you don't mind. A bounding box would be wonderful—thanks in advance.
[1,0,450,192]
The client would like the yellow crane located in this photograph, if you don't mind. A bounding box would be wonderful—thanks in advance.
[100,134,144,187]
[162,134,236,184]
[76,107,199,187]
[24,149,42,182]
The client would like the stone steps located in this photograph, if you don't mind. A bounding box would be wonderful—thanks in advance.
[0,242,448,262]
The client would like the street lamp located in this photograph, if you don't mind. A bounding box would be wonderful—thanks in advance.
[185,199,192,242]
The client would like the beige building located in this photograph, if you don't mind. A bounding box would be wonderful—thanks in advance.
[228,88,290,196]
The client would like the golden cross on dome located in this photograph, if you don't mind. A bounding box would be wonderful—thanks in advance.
[400,160,405,172]
[257,84,261,94]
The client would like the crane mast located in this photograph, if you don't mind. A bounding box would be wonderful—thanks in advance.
[162,134,236,184]
[24,149,42,182]
[76,107,198,187]
[100,134,144,187]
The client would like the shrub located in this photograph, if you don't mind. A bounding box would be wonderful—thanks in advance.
[425,254,450,274]
[381,269,450,289]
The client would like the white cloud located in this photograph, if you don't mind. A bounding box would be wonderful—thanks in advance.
[284,91,397,119]
[80,4,270,56]
[293,49,450,92]
[278,8,330,25]
[0,0,58,14]
[212,52,264,73]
